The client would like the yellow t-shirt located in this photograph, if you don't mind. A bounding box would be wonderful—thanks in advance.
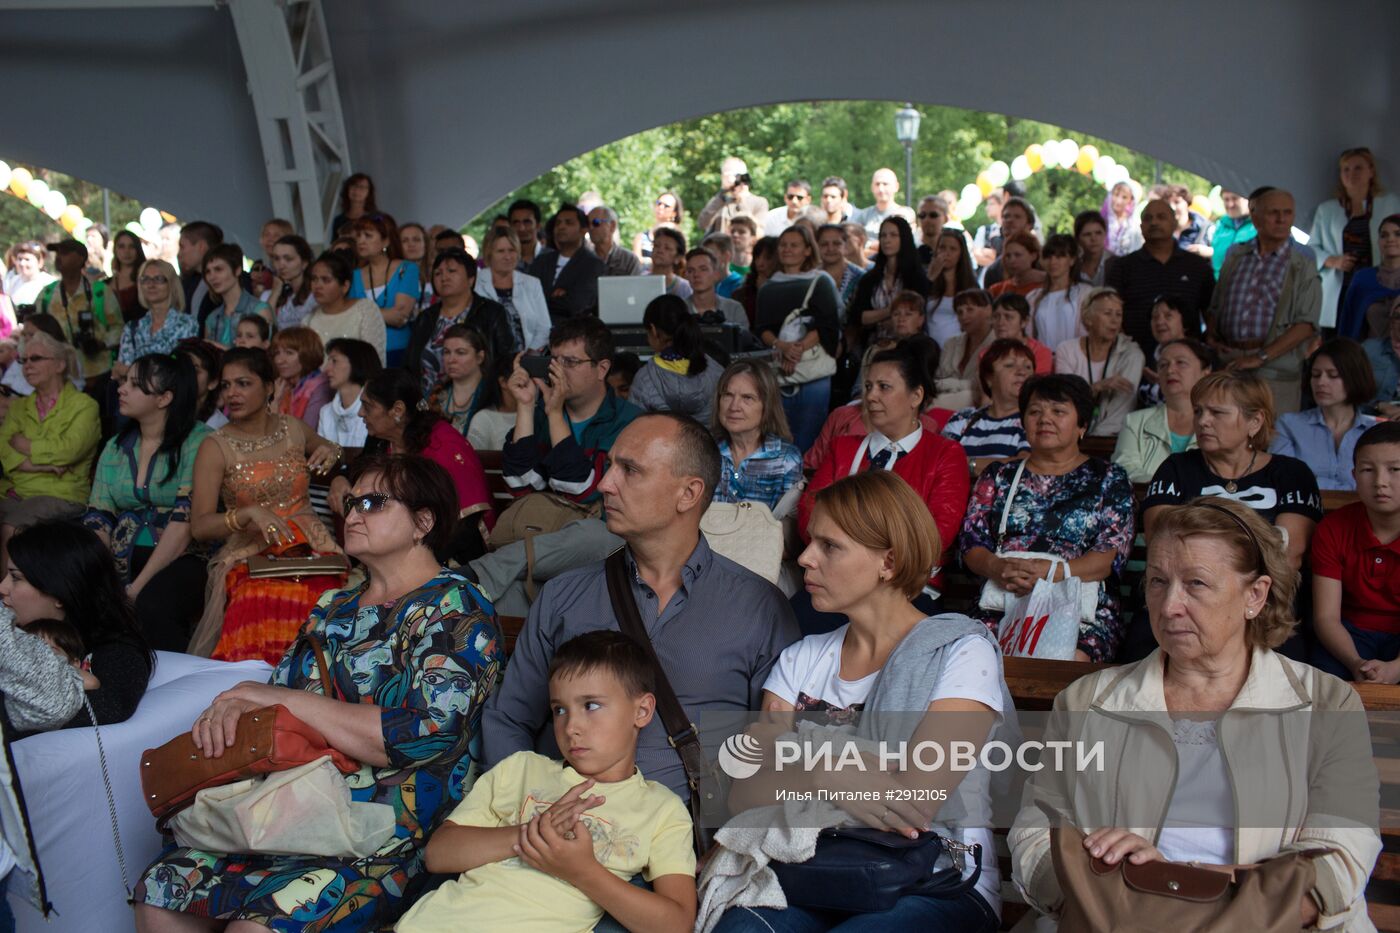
[396,751,695,933]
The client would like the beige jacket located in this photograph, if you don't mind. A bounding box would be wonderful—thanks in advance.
[1009,648,1381,931]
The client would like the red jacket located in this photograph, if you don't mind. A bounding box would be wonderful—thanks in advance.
[798,429,970,589]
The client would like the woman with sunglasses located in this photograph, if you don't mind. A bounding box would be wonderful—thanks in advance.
[134,452,501,933]
[634,190,684,271]
[185,348,346,664]
[332,368,493,564]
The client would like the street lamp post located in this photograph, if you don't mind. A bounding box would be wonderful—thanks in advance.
[894,104,921,207]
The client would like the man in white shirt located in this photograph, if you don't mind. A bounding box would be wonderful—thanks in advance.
[848,168,916,258]
[763,180,813,237]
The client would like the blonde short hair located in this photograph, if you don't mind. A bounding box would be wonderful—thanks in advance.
[1078,285,1122,328]
[1191,369,1276,449]
[812,471,939,599]
[136,260,185,312]
[1149,497,1297,649]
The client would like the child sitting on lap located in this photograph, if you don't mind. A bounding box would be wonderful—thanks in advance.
[25,618,100,690]
[1312,421,1400,681]
[396,630,697,933]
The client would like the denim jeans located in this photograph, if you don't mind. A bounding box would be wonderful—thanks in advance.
[711,889,997,933]
[781,377,832,453]
[1310,619,1400,679]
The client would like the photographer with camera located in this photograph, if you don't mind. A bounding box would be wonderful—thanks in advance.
[698,157,770,235]
[34,238,120,405]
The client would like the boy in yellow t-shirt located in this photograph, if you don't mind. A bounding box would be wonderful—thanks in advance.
[396,631,697,933]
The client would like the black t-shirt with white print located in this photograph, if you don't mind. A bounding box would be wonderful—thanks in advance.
[1142,449,1323,524]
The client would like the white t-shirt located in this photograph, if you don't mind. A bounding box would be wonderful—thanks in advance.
[925,295,960,347]
[1027,284,1088,353]
[763,623,1004,911]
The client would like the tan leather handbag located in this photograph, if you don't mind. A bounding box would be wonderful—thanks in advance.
[488,492,602,599]
[1051,822,1329,932]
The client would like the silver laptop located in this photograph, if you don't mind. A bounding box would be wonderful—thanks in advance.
[598,275,665,325]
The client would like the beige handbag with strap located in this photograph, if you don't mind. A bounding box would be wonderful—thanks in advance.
[488,492,602,600]
[700,500,783,584]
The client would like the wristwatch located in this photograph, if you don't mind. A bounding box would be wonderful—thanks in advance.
[1255,348,1269,363]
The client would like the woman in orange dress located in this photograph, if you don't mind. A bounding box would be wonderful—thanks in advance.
[185,348,347,663]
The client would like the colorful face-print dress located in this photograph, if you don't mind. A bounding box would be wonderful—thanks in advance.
[133,570,502,932]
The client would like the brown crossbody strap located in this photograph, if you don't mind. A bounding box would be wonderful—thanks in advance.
[603,549,709,789]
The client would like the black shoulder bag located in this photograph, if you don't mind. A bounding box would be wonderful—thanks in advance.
[604,548,727,855]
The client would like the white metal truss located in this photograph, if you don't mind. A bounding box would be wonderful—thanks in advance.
[227,0,350,246]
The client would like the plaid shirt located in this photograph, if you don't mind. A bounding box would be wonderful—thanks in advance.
[1219,240,1291,344]
[715,435,803,510]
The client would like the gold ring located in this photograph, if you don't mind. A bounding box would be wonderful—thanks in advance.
[563,831,576,841]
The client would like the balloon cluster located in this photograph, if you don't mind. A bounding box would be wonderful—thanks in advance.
[0,160,176,240]
[953,138,1138,224]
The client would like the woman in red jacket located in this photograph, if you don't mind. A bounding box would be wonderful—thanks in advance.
[796,335,971,634]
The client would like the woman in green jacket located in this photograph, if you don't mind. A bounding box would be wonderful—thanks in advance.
[0,329,100,561]
[1112,338,1215,483]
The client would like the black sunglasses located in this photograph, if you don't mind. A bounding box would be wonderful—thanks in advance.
[342,492,395,515]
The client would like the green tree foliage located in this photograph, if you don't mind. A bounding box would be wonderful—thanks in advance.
[467,101,1211,247]
[0,165,145,253]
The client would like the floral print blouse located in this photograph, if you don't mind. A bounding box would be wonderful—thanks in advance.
[959,457,1136,660]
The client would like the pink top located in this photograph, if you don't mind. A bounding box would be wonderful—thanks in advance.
[414,419,495,529]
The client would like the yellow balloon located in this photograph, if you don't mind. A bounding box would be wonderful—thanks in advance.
[1075,151,1095,174]
[1024,144,1044,172]
[61,204,82,225]
[976,172,993,197]
[8,166,31,199]
[1079,144,1100,163]
[59,213,77,233]
[1190,195,1214,218]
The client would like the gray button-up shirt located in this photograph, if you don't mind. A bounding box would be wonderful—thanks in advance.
[482,535,799,800]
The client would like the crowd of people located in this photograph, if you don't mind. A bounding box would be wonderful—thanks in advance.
[0,147,1391,931]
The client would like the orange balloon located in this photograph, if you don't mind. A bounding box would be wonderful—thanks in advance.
[60,204,82,225]
[59,213,77,232]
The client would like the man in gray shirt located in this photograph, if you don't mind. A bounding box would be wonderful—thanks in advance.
[482,412,798,800]
[586,205,642,277]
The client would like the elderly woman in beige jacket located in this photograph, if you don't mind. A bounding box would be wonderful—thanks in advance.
[1010,498,1380,931]
[1053,287,1144,437]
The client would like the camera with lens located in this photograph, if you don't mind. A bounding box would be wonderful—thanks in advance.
[75,310,106,357]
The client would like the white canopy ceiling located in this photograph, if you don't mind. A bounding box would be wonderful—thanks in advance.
[4,0,1396,246]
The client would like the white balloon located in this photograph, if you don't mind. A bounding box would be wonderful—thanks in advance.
[73,217,91,238]
[959,183,982,204]
[986,160,1011,187]
[1106,164,1131,187]
[1010,155,1032,181]
[957,197,981,221]
[140,207,163,233]
[43,190,66,219]
[25,178,48,207]
[0,161,9,191]
[1093,154,1117,185]
[1057,139,1080,170]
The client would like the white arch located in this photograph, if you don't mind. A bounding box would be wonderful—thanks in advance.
[5,0,1396,246]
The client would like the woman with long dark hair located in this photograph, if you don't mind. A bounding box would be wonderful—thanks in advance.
[186,348,346,663]
[925,229,979,346]
[174,338,225,427]
[426,324,497,435]
[732,235,778,327]
[303,250,388,362]
[262,234,317,330]
[1029,233,1090,350]
[348,215,420,366]
[330,171,378,237]
[84,353,211,650]
[1,520,155,726]
[628,294,722,424]
[105,229,149,324]
[849,215,931,341]
[333,368,493,564]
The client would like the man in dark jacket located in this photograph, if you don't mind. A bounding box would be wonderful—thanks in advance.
[403,248,513,393]
[526,205,605,321]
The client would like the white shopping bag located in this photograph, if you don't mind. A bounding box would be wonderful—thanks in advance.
[996,560,1082,660]
[169,754,396,858]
